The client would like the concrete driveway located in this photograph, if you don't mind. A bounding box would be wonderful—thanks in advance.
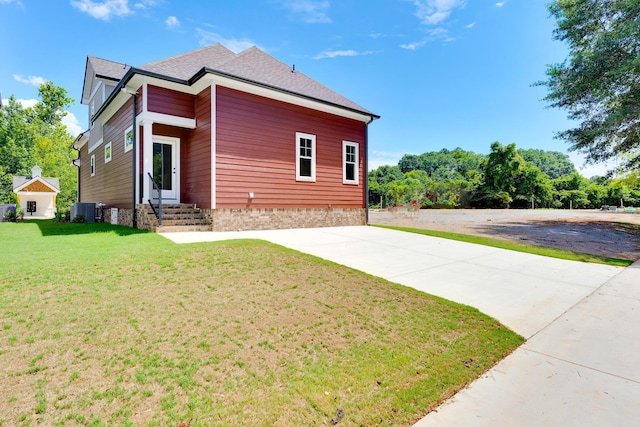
[161,226,640,426]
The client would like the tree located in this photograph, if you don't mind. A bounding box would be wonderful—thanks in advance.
[0,83,77,208]
[518,148,576,179]
[513,163,554,208]
[539,0,640,173]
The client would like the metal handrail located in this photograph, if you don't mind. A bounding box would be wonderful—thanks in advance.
[147,172,162,227]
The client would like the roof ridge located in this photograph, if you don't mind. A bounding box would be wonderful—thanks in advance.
[142,43,234,68]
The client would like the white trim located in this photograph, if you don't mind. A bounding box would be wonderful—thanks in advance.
[104,141,112,163]
[142,121,153,203]
[211,84,217,209]
[13,177,60,193]
[296,132,316,182]
[90,154,96,177]
[136,111,196,129]
[88,136,103,154]
[124,126,134,153]
[143,83,148,113]
[152,135,180,202]
[342,141,359,185]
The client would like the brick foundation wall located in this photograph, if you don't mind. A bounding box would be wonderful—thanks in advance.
[101,206,154,230]
[206,207,365,231]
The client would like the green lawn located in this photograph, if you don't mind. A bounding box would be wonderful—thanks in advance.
[375,225,634,267]
[0,220,523,426]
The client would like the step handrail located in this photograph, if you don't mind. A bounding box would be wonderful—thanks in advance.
[147,173,162,227]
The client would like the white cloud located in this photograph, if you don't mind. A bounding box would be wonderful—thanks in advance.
[368,150,406,171]
[196,29,259,53]
[165,15,180,28]
[400,27,452,50]
[400,40,427,50]
[70,0,133,20]
[313,49,373,60]
[2,98,38,108]
[465,22,475,29]
[62,112,84,137]
[13,74,46,86]
[413,0,467,25]
[496,1,506,7]
[282,0,331,23]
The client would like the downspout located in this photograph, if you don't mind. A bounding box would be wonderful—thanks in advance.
[121,88,138,228]
[365,117,371,226]
[131,92,137,228]
[72,146,81,202]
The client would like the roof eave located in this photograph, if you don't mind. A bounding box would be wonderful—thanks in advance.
[194,67,380,121]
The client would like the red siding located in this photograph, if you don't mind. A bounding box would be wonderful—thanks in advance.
[180,87,212,207]
[215,86,366,208]
[147,85,195,118]
[79,100,135,208]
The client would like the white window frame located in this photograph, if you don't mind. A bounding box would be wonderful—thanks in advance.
[296,132,316,182]
[124,126,134,153]
[104,141,112,163]
[343,141,359,185]
[90,154,96,177]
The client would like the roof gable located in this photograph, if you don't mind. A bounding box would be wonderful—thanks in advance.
[13,175,60,193]
[82,56,130,104]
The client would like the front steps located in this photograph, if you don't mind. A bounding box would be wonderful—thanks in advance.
[145,204,211,232]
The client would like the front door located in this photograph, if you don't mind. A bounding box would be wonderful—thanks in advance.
[152,136,179,201]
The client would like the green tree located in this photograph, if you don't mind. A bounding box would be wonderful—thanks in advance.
[0,83,77,208]
[539,0,640,172]
[517,148,577,179]
[368,165,403,207]
[513,163,554,208]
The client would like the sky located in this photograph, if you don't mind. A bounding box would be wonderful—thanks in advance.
[0,0,612,177]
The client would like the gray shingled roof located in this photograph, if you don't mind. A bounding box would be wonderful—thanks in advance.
[88,43,374,116]
[140,44,237,80]
[88,56,130,81]
[213,47,371,114]
[13,176,60,192]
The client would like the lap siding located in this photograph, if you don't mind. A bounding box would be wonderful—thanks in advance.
[215,86,365,209]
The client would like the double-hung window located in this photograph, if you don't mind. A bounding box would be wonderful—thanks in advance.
[343,141,359,184]
[296,132,316,182]
[90,154,96,177]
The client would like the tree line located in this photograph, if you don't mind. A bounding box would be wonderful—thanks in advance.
[368,142,640,209]
[0,83,77,211]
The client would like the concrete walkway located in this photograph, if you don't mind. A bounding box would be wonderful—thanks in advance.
[161,226,640,426]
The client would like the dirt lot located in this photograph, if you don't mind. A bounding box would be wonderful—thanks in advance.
[369,209,640,261]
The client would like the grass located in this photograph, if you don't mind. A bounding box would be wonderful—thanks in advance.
[375,225,634,267]
[0,220,523,426]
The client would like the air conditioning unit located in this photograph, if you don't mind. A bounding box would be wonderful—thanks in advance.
[71,202,96,223]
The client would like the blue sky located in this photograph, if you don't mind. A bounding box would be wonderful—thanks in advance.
[0,0,610,176]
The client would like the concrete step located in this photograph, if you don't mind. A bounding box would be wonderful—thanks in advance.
[156,224,211,233]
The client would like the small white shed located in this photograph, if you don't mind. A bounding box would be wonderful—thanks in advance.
[12,165,60,218]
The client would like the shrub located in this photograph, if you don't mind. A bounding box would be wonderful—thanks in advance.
[4,210,17,222]
[71,214,86,223]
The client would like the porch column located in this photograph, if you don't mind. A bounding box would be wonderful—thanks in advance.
[141,119,154,204]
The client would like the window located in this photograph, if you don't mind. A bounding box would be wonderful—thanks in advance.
[104,142,112,163]
[90,154,96,176]
[343,141,359,184]
[124,126,134,153]
[296,132,316,182]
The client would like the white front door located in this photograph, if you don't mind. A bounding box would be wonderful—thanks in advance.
[152,136,179,201]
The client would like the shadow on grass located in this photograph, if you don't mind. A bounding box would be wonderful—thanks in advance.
[26,219,151,237]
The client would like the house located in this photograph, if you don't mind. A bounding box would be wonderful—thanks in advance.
[73,44,379,231]
[12,165,60,218]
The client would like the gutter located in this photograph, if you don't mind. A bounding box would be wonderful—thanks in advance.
[364,115,379,226]
[91,66,380,125]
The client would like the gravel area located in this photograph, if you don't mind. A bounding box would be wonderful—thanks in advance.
[369,209,640,261]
